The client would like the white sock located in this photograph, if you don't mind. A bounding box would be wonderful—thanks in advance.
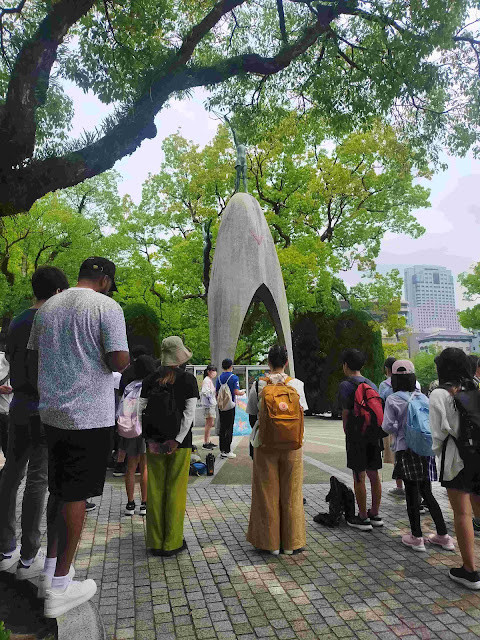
[43,556,57,577]
[51,573,72,592]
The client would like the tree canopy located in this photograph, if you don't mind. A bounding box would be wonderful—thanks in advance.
[1,0,480,216]
[120,114,426,334]
[412,346,440,388]
[0,109,419,361]
[458,262,480,330]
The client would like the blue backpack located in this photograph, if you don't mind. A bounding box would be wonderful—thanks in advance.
[398,392,434,457]
[189,461,207,476]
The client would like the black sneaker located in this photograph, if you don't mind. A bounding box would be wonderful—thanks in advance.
[125,501,135,516]
[346,515,373,531]
[367,510,384,527]
[202,442,215,450]
[139,502,147,516]
[85,501,96,512]
[449,567,480,590]
[113,461,126,477]
[473,518,480,533]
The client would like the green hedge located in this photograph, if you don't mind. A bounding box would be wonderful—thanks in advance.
[292,309,384,414]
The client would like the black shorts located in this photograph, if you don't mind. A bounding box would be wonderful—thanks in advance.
[346,437,383,474]
[442,468,480,496]
[45,425,113,502]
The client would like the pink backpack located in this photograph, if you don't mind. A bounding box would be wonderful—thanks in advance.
[116,381,143,438]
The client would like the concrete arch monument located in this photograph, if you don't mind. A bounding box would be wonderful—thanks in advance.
[208,192,294,376]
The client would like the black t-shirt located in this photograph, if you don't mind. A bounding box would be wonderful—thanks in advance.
[141,367,199,449]
[6,308,38,400]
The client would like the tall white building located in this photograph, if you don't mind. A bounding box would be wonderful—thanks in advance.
[404,265,461,332]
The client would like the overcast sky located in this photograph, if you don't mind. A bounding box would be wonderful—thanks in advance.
[66,83,478,311]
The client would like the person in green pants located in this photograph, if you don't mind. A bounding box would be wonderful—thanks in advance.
[139,337,199,556]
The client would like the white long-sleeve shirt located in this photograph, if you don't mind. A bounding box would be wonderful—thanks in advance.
[429,387,463,482]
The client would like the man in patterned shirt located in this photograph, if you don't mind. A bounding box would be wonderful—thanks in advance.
[28,257,129,618]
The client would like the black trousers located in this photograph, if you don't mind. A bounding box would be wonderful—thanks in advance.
[219,408,235,454]
[404,479,447,538]
[0,413,8,458]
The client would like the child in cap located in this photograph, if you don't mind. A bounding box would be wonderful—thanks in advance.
[382,360,454,553]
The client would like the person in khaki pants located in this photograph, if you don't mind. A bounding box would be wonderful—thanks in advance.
[246,345,308,555]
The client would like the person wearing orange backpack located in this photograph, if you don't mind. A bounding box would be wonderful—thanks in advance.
[246,345,308,555]
[339,349,384,532]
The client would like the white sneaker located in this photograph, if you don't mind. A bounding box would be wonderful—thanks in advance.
[0,546,21,574]
[221,452,236,459]
[44,579,97,618]
[38,565,76,599]
[16,549,46,581]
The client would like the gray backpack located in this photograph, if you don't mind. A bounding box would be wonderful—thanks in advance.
[217,374,235,411]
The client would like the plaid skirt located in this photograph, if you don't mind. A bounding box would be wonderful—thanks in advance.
[393,450,438,482]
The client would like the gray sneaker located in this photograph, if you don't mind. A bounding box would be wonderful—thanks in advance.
[389,487,405,497]
[346,515,373,531]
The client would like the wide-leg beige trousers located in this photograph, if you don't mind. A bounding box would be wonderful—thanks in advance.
[247,447,306,552]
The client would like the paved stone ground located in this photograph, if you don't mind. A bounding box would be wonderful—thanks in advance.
[4,420,480,639]
[75,480,480,640]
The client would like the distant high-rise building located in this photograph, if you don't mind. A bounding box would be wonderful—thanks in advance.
[404,265,461,332]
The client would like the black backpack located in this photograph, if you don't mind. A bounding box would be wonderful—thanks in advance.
[142,382,179,443]
[439,386,480,484]
[313,476,355,527]
[449,389,480,478]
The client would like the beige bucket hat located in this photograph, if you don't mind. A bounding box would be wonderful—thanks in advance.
[161,336,193,367]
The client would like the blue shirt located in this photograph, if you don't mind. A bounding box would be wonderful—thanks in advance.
[379,379,393,402]
[216,371,240,404]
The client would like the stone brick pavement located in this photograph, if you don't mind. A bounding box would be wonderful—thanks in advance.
[71,480,480,640]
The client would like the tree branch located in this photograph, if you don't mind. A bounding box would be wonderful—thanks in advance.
[0,0,95,168]
[272,222,291,248]
[0,1,27,18]
[183,292,207,301]
[277,0,288,44]
[1,10,336,215]
[168,0,247,73]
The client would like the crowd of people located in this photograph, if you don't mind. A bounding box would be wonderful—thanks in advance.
[338,348,480,590]
[0,257,479,623]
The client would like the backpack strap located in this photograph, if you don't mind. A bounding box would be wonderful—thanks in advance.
[0,373,9,387]
[439,435,451,483]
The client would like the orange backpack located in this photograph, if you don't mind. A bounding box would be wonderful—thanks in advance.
[258,377,304,451]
